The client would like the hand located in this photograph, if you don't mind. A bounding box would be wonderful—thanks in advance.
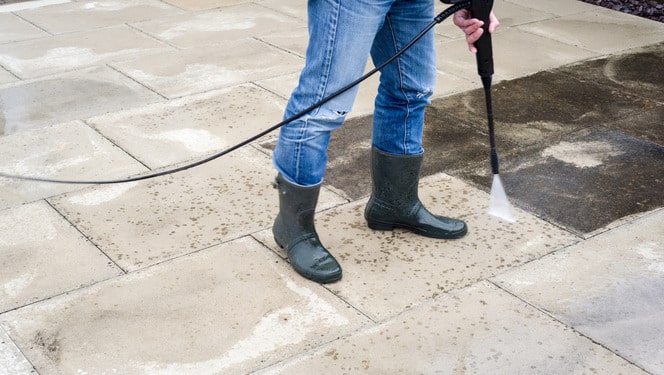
[453,10,499,53]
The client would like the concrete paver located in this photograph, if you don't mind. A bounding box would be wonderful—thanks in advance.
[0,120,148,209]
[132,3,306,49]
[1,237,371,374]
[110,38,304,99]
[493,209,664,374]
[0,25,174,79]
[0,67,16,85]
[0,12,47,44]
[0,201,122,312]
[87,84,287,168]
[258,282,647,375]
[436,27,600,82]
[0,0,662,374]
[0,66,164,134]
[14,0,184,34]
[518,7,664,54]
[0,327,35,375]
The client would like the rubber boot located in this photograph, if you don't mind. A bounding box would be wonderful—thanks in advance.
[364,148,468,239]
[272,174,342,283]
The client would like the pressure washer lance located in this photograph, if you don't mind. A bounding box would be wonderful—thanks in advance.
[460,0,517,222]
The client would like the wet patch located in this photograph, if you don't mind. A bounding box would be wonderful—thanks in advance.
[485,127,664,234]
[321,43,663,233]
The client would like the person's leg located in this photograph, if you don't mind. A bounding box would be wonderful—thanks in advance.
[370,0,436,155]
[273,0,394,283]
[365,0,467,239]
[274,0,394,186]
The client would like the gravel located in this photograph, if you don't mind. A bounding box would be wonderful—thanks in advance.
[579,0,664,22]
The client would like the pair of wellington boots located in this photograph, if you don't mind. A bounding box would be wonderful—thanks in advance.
[272,147,468,283]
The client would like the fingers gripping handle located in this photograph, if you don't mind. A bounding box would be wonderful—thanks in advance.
[470,0,494,78]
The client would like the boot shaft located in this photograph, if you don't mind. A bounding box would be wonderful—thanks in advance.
[369,148,423,206]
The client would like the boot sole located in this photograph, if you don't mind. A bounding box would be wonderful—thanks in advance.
[367,220,468,240]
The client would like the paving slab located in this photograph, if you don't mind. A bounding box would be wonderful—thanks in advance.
[0,12,48,44]
[0,25,173,78]
[0,0,70,13]
[0,121,148,209]
[87,84,286,169]
[255,25,308,57]
[132,3,305,49]
[110,38,303,99]
[436,28,599,83]
[492,209,664,374]
[0,67,16,86]
[433,0,558,39]
[518,7,664,55]
[15,0,184,34]
[558,42,664,104]
[0,328,36,375]
[474,126,663,235]
[258,282,645,375]
[48,146,346,272]
[254,173,577,321]
[503,0,600,16]
[0,200,123,312]
[160,0,251,11]
[0,236,371,375]
[0,66,164,135]
[256,0,307,20]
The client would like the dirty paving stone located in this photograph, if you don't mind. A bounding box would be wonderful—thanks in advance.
[490,126,664,234]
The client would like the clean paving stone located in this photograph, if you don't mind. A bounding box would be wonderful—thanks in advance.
[492,210,664,374]
[159,0,252,11]
[517,6,664,55]
[0,66,164,134]
[0,200,123,313]
[0,327,36,375]
[0,121,149,209]
[110,39,303,99]
[0,25,173,78]
[0,12,47,44]
[87,84,287,169]
[436,27,599,83]
[258,282,646,374]
[0,236,371,375]
[132,3,305,49]
[15,0,185,34]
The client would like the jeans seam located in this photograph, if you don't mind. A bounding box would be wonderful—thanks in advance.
[385,14,413,154]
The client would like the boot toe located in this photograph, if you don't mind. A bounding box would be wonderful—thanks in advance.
[288,238,342,284]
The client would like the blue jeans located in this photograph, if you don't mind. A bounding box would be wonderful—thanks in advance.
[273,0,437,186]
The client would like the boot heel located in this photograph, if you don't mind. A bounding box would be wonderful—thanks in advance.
[367,220,394,231]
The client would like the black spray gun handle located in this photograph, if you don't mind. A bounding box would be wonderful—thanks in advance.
[440,0,494,78]
[469,0,494,78]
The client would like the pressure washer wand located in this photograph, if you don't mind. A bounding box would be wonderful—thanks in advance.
[469,0,498,174]
[468,0,517,222]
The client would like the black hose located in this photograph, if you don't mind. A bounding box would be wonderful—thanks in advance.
[0,1,471,185]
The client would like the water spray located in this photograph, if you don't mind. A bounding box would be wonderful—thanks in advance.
[444,0,517,222]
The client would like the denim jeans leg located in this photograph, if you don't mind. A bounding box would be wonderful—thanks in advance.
[370,0,437,155]
[273,0,394,186]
